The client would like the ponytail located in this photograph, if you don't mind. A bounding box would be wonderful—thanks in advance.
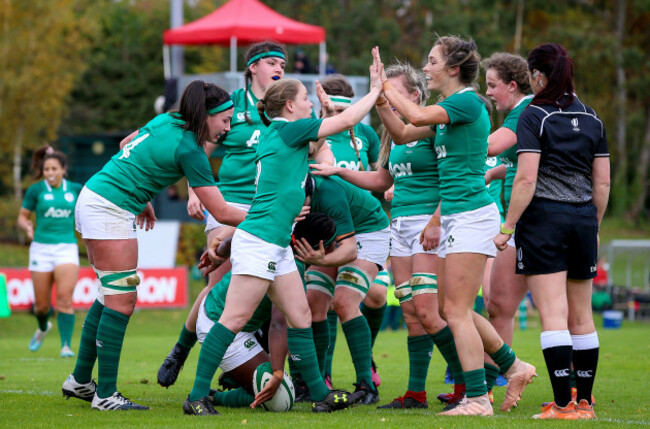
[527,43,574,108]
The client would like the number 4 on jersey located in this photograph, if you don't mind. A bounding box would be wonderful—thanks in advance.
[119,133,150,159]
[246,130,261,147]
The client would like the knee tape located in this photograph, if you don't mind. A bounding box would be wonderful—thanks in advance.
[410,273,437,296]
[305,270,336,298]
[372,270,391,288]
[335,265,371,298]
[94,268,140,298]
[394,281,412,303]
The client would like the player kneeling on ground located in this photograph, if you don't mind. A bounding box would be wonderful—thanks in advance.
[184,213,354,415]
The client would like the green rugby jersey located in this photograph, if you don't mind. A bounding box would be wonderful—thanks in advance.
[485,156,505,221]
[433,88,493,215]
[22,179,82,244]
[387,137,440,218]
[86,113,215,215]
[327,123,380,171]
[205,261,308,332]
[216,88,264,204]
[239,118,322,247]
[498,95,533,212]
[313,176,389,235]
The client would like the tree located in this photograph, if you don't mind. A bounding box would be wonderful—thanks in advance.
[0,0,97,199]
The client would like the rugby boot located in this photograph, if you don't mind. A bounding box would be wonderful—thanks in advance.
[312,390,352,413]
[157,342,190,387]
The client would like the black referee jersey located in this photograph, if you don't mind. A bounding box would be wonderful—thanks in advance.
[516,95,609,204]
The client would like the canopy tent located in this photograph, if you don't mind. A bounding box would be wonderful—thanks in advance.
[163,0,326,74]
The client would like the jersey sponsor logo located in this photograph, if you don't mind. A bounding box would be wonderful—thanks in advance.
[389,162,413,177]
[337,160,361,170]
[236,112,246,122]
[438,124,446,130]
[576,370,593,378]
[499,157,514,168]
[406,141,418,148]
[290,354,301,361]
[486,156,497,168]
[244,338,256,349]
[44,194,54,201]
[44,207,72,218]
[554,368,570,377]
[435,145,447,159]
[64,192,75,203]
[96,339,103,348]
[267,262,277,272]
[571,117,580,132]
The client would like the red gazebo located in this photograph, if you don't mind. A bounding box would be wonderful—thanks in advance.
[163,0,327,73]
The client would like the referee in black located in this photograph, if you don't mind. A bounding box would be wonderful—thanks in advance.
[494,43,610,420]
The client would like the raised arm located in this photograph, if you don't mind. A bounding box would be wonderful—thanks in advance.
[375,101,434,144]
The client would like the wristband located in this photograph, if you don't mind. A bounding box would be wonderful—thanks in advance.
[500,224,515,235]
[376,95,388,106]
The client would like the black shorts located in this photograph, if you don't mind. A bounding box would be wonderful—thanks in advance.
[515,198,598,279]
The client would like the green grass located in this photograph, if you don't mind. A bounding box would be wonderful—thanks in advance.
[0,309,649,428]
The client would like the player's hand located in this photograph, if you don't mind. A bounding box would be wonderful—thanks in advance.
[24,221,34,241]
[294,205,311,223]
[371,47,388,85]
[309,163,340,177]
[493,233,510,251]
[199,237,230,274]
[250,371,283,409]
[294,237,326,265]
[420,224,440,251]
[315,81,335,117]
[384,185,395,202]
[136,202,157,231]
[187,193,205,220]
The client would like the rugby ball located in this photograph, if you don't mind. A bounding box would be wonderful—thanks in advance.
[252,362,295,412]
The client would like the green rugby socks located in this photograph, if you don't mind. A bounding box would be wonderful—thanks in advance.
[341,316,373,387]
[287,327,330,402]
[361,302,386,349]
[407,335,434,392]
[96,308,130,398]
[72,300,104,384]
[312,320,329,374]
[431,326,465,385]
[57,312,75,348]
[189,322,235,401]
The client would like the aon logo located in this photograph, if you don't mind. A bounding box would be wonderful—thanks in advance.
[44,207,72,218]
[337,160,361,171]
[389,162,413,177]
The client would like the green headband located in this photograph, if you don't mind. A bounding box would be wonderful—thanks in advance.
[247,51,286,67]
[330,96,352,107]
[207,99,233,115]
[323,231,337,248]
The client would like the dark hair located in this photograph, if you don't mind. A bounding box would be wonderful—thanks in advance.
[257,79,303,126]
[320,74,363,169]
[481,52,531,94]
[304,173,315,199]
[43,151,68,171]
[31,144,54,179]
[320,74,355,98]
[292,212,336,249]
[527,43,574,108]
[244,41,287,124]
[378,62,429,166]
[434,35,481,87]
[176,80,231,147]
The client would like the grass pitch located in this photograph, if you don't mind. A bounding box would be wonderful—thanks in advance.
[0,308,649,428]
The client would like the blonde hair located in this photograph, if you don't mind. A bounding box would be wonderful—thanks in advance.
[378,62,429,167]
[257,78,303,126]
